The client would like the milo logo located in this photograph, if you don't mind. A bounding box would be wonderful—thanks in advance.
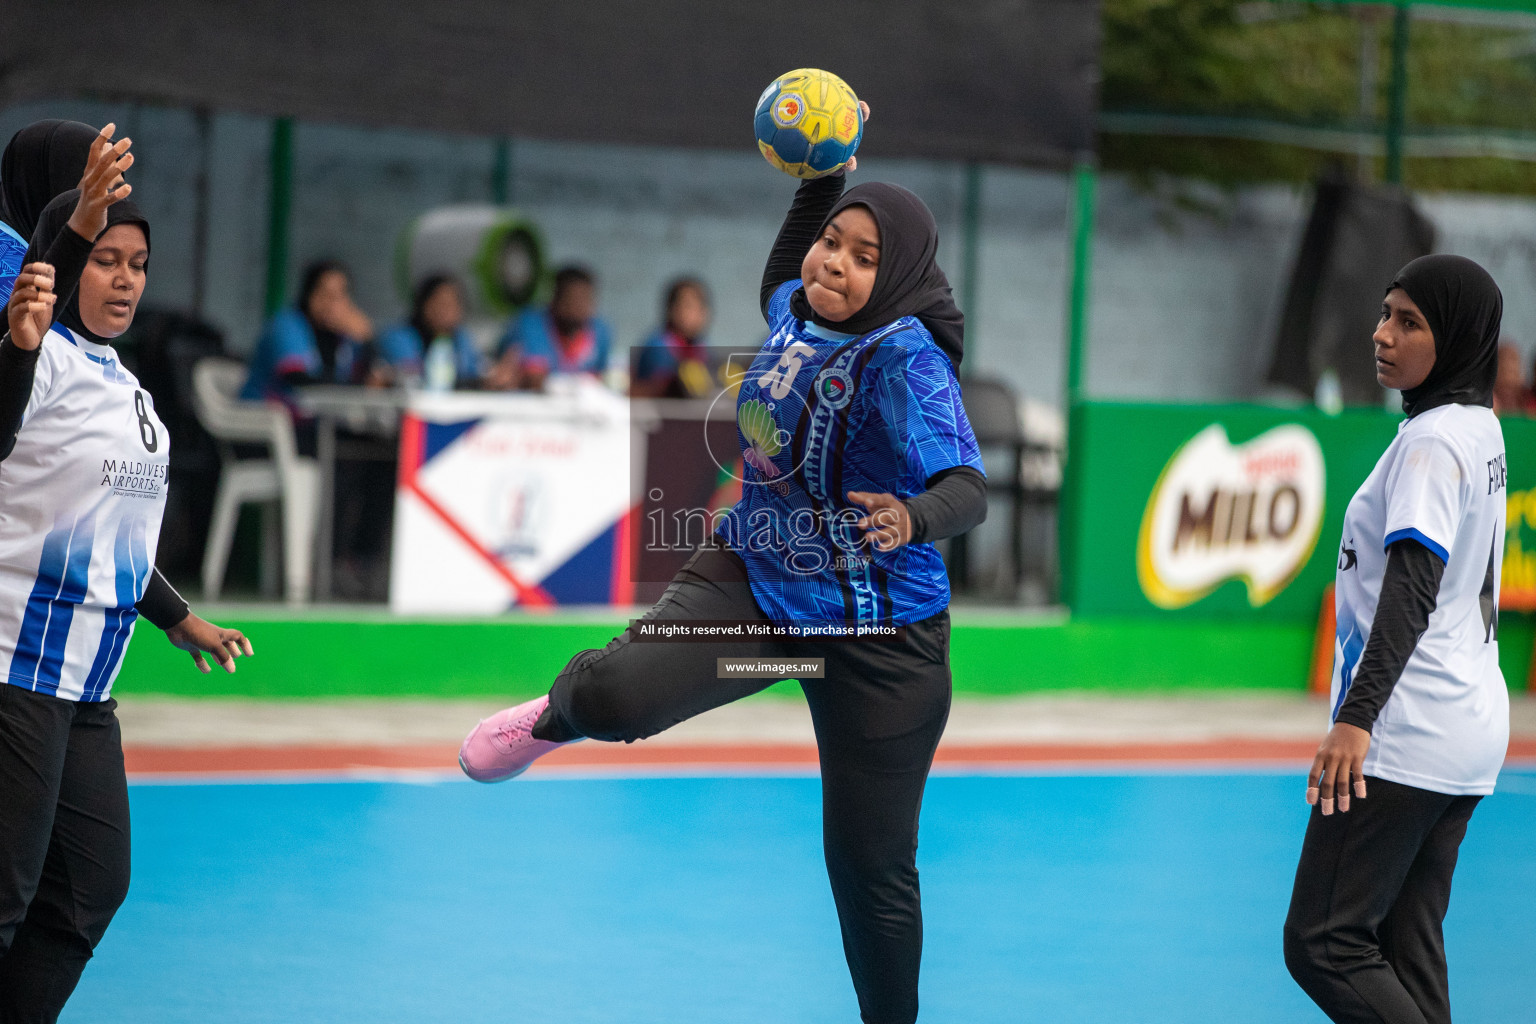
[1136,423,1325,608]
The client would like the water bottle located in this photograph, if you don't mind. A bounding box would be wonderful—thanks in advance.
[1314,368,1343,417]
[425,335,456,392]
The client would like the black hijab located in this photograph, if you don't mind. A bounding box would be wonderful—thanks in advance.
[1386,254,1502,418]
[409,273,459,342]
[789,182,965,369]
[26,188,151,344]
[297,259,351,374]
[0,120,98,240]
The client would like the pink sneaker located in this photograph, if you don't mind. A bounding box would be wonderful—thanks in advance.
[458,695,577,782]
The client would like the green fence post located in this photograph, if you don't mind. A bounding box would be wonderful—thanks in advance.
[263,117,294,316]
[1058,157,1098,609]
[1065,159,1096,404]
[1384,2,1410,185]
[491,137,512,205]
[959,162,982,374]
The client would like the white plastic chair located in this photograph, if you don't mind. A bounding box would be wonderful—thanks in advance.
[191,358,320,604]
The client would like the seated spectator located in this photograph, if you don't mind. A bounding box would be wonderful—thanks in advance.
[486,264,612,390]
[241,259,378,405]
[630,277,714,398]
[377,274,481,390]
[1494,341,1533,417]
[241,260,392,599]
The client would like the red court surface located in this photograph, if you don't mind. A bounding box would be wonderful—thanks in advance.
[123,737,1536,777]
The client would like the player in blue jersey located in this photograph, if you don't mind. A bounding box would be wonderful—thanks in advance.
[0,141,252,1022]
[461,106,988,1024]
[0,119,100,303]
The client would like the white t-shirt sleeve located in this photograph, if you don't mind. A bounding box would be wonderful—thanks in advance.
[1382,432,1466,563]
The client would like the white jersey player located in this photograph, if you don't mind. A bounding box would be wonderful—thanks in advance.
[0,130,251,1022]
[1331,403,1508,795]
[1286,255,1508,1024]
[0,319,172,700]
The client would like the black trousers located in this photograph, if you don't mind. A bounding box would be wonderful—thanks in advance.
[0,686,131,1024]
[1284,775,1482,1024]
[538,545,953,1024]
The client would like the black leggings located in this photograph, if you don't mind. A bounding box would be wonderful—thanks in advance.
[1284,775,1481,1024]
[0,685,131,1024]
[537,545,953,1024]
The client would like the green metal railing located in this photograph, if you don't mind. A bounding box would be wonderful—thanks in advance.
[262,117,294,316]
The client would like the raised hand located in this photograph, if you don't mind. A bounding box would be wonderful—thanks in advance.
[846,102,871,174]
[5,263,57,351]
[310,288,373,341]
[66,123,134,244]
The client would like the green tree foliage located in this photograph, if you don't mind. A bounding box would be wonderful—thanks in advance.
[1101,0,1536,193]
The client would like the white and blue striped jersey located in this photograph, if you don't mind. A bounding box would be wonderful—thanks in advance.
[0,324,169,701]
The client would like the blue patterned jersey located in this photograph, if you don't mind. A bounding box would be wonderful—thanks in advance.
[718,281,983,626]
[0,220,27,305]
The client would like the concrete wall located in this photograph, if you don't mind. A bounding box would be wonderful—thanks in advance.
[5,99,1536,408]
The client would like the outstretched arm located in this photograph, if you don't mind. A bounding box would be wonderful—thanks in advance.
[0,263,57,459]
[759,102,869,321]
[760,173,845,320]
[0,127,134,460]
[24,124,135,322]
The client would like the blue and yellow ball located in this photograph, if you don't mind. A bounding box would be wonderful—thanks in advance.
[754,68,863,180]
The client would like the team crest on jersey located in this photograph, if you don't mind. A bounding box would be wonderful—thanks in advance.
[816,368,854,410]
[773,94,806,128]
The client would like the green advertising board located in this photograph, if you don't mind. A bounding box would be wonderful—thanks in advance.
[1062,402,1536,625]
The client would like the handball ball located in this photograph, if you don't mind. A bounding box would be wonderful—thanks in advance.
[754,68,863,179]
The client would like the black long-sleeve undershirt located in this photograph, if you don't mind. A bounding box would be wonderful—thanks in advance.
[1335,538,1446,733]
[136,570,190,630]
[761,173,846,321]
[907,467,987,544]
[0,338,39,462]
[0,223,95,460]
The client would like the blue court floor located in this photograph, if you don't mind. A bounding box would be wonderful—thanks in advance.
[67,770,1536,1023]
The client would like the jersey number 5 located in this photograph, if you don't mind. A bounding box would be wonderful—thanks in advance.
[134,391,159,453]
[758,342,815,400]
